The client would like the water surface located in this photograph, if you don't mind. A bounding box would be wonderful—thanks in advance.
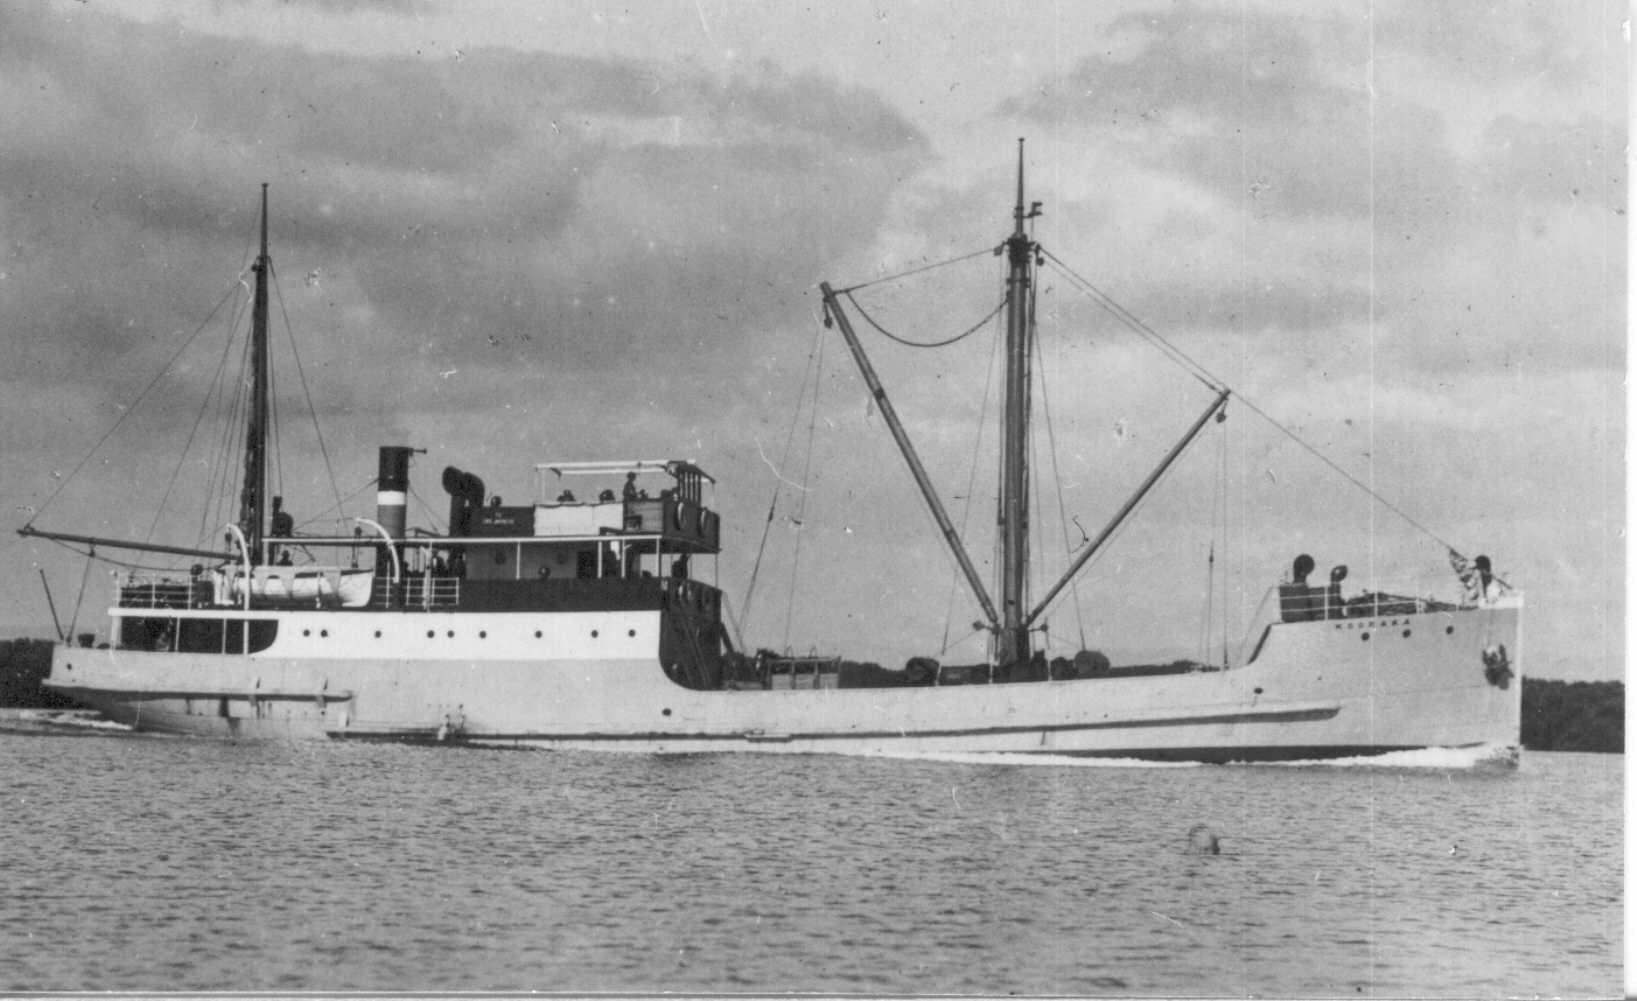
[0,715,1619,995]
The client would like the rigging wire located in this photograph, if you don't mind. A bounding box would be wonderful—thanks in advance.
[781,329,827,652]
[1218,422,1232,665]
[939,278,1006,657]
[157,278,253,549]
[1032,299,1088,653]
[1039,251,1222,393]
[213,326,255,545]
[738,321,827,641]
[1197,424,1231,666]
[1228,393,1463,555]
[1028,358,1045,652]
[408,481,448,536]
[834,245,996,295]
[201,215,265,548]
[198,315,254,550]
[845,290,1007,349]
[278,474,385,538]
[1198,541,1215,666]
[272,263,349,526]
[193,273,257,552]
[268,289,284,506]
[66,546,96,644]
[26,281,244,530]
[1040,249,1462,556]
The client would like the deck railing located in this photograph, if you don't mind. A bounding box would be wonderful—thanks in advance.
[381,576,462,610]
[117,574,205,609]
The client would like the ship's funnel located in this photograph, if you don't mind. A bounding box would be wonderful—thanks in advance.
[376,446,415,539]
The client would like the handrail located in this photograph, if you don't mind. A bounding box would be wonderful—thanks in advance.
[352,517,400,585]
[222,524,252,614]
[222,523,252,653]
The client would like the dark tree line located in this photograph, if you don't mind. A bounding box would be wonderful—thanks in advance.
[1522,677,1624,753]
[0,639,76,709]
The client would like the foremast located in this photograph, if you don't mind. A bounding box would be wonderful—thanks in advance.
[238,183,272,563]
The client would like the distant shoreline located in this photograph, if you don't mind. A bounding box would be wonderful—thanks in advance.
[0,637,1623,752]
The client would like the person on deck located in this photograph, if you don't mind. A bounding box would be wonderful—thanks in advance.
[1325,565,1348,619]
[1280,553,1319,622]
[1449,550,1508,604]
[268,496,295,565]
[1292,553,1314,587]
[623,472,639,501]
[270,496,294,537]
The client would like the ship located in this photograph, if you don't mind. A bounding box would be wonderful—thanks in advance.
[19,152,1522,761]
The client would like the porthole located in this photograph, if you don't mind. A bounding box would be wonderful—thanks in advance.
[374,630,382,639]
[427,630,435,639]
[628,629,636,637]
[321,629,329,638]
[447,630,455,638]
[303,629,311,637]
[591,629,600,638]
[534,630,543,639]
[1445,625,1455,635]
[662,708,672,717]
[1401,629,1411,639]
[1361,632,1371,642]
[479,631,487,639]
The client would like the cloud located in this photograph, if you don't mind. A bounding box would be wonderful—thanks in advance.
[0,6,930,426]
[978,1,1623,383]
[221,0,434,13]
[1374,0,1596,93]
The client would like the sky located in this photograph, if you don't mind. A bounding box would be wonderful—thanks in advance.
[0,0,1624,680]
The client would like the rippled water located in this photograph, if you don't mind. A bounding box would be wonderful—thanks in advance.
[0,714,1620,996]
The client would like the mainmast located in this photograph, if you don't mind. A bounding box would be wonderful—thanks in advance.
[996,140,1037,667]
[238,183,271,563]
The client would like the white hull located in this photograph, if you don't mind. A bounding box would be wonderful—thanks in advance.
[46,599,1522,762]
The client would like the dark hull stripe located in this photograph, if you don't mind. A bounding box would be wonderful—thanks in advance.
[48,685,347,702]
[1049,744,1430,764]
